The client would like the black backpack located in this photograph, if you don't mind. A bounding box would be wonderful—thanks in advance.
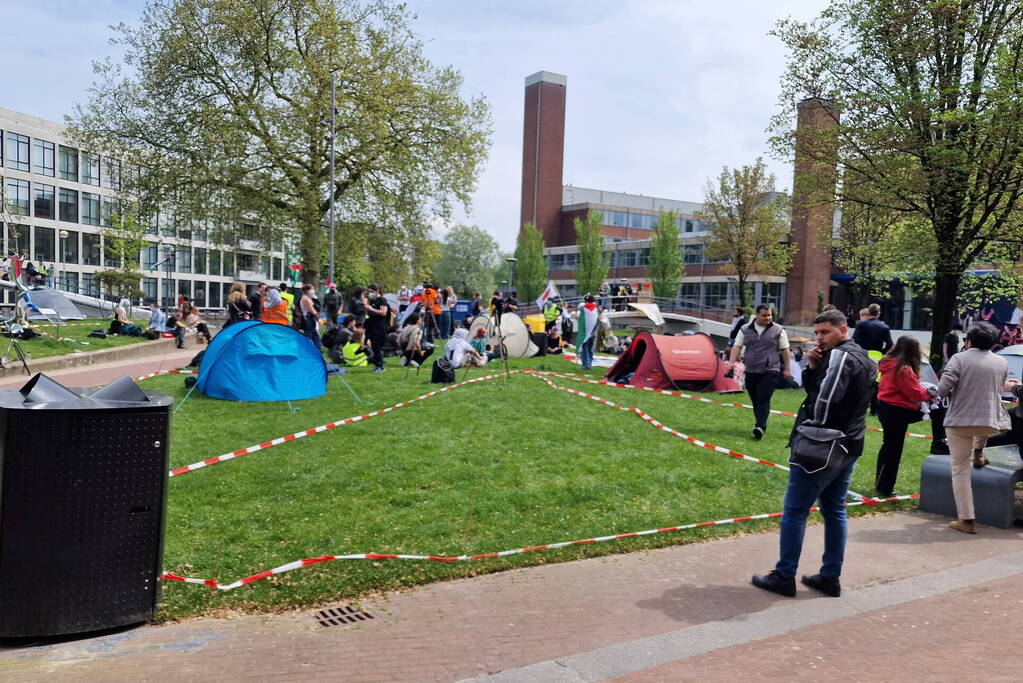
[431,358,455,384]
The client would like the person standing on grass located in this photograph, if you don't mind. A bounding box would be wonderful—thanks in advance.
[364,283,390,373]
[874,336,933,497]
[299,284,320,348]
[576,294,600,370]
[323,282,342,329]
[752,309,874,598]
[727,304,792,441]
[852,303,893,356]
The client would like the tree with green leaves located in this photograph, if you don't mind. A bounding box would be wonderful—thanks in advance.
[648,211,685,300]
[513,222,548,302]
[68,0,492,286]
[698,159,794,310]
[771,0,1023,362]
[433,225,499,297]
[573,210,610,297]
[96,214,148,301]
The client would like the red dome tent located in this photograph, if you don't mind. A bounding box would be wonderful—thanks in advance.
[605,331,740,393]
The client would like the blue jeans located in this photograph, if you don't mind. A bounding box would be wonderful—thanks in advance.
[775,442,862,580]
[439,311,451,339]
[579,337,595,369]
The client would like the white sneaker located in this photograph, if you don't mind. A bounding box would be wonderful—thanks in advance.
[399,356,408,366]
[410,359,420,368]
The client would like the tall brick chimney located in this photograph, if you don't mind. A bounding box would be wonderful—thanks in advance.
[521,71,567,246]
[786,97,840,325]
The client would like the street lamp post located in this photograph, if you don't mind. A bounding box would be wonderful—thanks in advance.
[57,229,69,291]
[506,257,518,293]
[328,72,337,289]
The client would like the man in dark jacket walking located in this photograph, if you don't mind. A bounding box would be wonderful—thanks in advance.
[752,309,875,598]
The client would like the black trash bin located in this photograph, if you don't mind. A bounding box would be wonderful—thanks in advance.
[0,373,173,637]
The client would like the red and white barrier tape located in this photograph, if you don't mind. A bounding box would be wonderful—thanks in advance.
[135,368,198,381]
[537,370,934,441]
[160,494,920,590]
[167,371,516,478]
[524,370,789,471]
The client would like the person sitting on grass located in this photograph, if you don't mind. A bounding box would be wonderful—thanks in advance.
[108,303,131,335]
[147,303,167,332]
[546,327,564,355]
[341,328,370,367]
[445,328,484,368]
[397,312,433,368]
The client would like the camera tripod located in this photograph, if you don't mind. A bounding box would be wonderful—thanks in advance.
[0,327,31,375]
[477,311,511,381]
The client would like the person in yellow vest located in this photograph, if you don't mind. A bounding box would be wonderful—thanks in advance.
[261,286,290,326]
[278,282,295,324]
[543,299,560,332]
[342,328,370,367]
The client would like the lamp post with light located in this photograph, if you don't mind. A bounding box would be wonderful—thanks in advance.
[57,229,69,291]
[506,256,518,293]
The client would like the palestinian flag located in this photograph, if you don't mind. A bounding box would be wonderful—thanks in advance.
[576,301,600,347]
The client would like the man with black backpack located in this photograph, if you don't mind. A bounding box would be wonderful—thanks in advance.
[751,310,875,599]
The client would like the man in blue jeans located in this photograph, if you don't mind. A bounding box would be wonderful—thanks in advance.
[752,309,875,598]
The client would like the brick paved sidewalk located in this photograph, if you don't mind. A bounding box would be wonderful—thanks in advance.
[1,511,1019,681]
[0,346,196,389]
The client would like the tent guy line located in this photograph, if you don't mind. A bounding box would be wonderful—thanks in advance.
[158,493,920,590]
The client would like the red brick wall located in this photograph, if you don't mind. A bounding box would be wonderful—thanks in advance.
[521,80,566,246]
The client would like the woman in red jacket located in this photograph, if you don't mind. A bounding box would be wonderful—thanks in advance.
[874,336,932,496]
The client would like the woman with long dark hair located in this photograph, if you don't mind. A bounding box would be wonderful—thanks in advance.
[874,336,932,496]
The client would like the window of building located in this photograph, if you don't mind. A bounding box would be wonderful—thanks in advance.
[142,277,158,305]
[81,272,98,297]
[604,210,627,227]
[209,281,222,307]
[620,249,637,267]
[7,223,28,253]
[208,249,221,276]
[222,282,232,305]
[158,209,175,237]
[101,197,119,227]
[101,158,120,190]
[6,178,30,216]
[34,226,55,262]
[176,246,192,273]
[193,220,207,242]
[143,242,159,270]
[58,188,78,223]
[272,257,283,281]
[193,247,206,274]
[5,132,29,171]
[33,139,55,176]
[222,250,235,275]
[629,213,644,229]
[104,240,120,268]
[81,152,100,186]
[161,277,175,306]
[760,282,785,313]
[60,270,79,294]
[548,253,565,269]
[679,283,701,304]
[33,184,55,219]
[59,146,78,181]
[704,282,732,311]
[177,279,191,299]
[82,192,100,226]
[82,232,101,265]
[637,248,650,266]
[61,230,79,264]
[193,282,206,307]
[682,243,704,265]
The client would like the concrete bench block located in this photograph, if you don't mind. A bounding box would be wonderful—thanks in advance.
[919,446,1023,528]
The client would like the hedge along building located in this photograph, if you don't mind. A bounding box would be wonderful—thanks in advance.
[522,71,898,326]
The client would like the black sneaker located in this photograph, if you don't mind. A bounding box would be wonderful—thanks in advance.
[751,570,796,597]
[752,427,765,441]
[801,573,841,597]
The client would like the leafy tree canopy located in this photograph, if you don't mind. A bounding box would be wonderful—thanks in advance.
[513,222,548,302]
[432,225,499,298]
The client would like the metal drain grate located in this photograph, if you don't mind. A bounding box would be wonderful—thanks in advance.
[315,605,374,627]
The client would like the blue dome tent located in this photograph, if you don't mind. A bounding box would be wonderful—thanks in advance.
[198,321,326,402]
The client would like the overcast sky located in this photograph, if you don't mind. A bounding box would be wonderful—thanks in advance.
[2,0,829,251]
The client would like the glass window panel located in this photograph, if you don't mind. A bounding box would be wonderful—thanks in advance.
[33,183,55,219]
[177,279,191,299]
[8,223,28,253]
[222,250,235,274]
[208,281,221,307]
[142,277,158,304]
[33,139,55,176]
[101,158,120,190]
[193,247,206,274]
[100,197,119,227]
[629,213,644,229]
[34,226,55,262]
[82,232,101,266]
[81,152,101,186]
[58,187,78,223]
[59,270,79,294]
[193,282,206,307]
[176,247,192,273]
[61,229,79,264]
[5,132,29,171]
[209,250,221,276]
[272,257,282,281]
[81,192,100,226]
[59,145,78,181]
[81,272,98,297]
[143,242,159,270]
[161,277,175,306]
[6,178,30,215]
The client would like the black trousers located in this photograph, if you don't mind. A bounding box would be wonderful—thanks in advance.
[875,401,923,495]
[744,371,779,430]
[367,329,386,368]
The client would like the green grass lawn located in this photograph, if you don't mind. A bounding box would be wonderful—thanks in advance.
[8,318,153,361]
[150,355,930,620]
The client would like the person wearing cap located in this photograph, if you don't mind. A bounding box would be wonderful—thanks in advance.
[323,282,342,328]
